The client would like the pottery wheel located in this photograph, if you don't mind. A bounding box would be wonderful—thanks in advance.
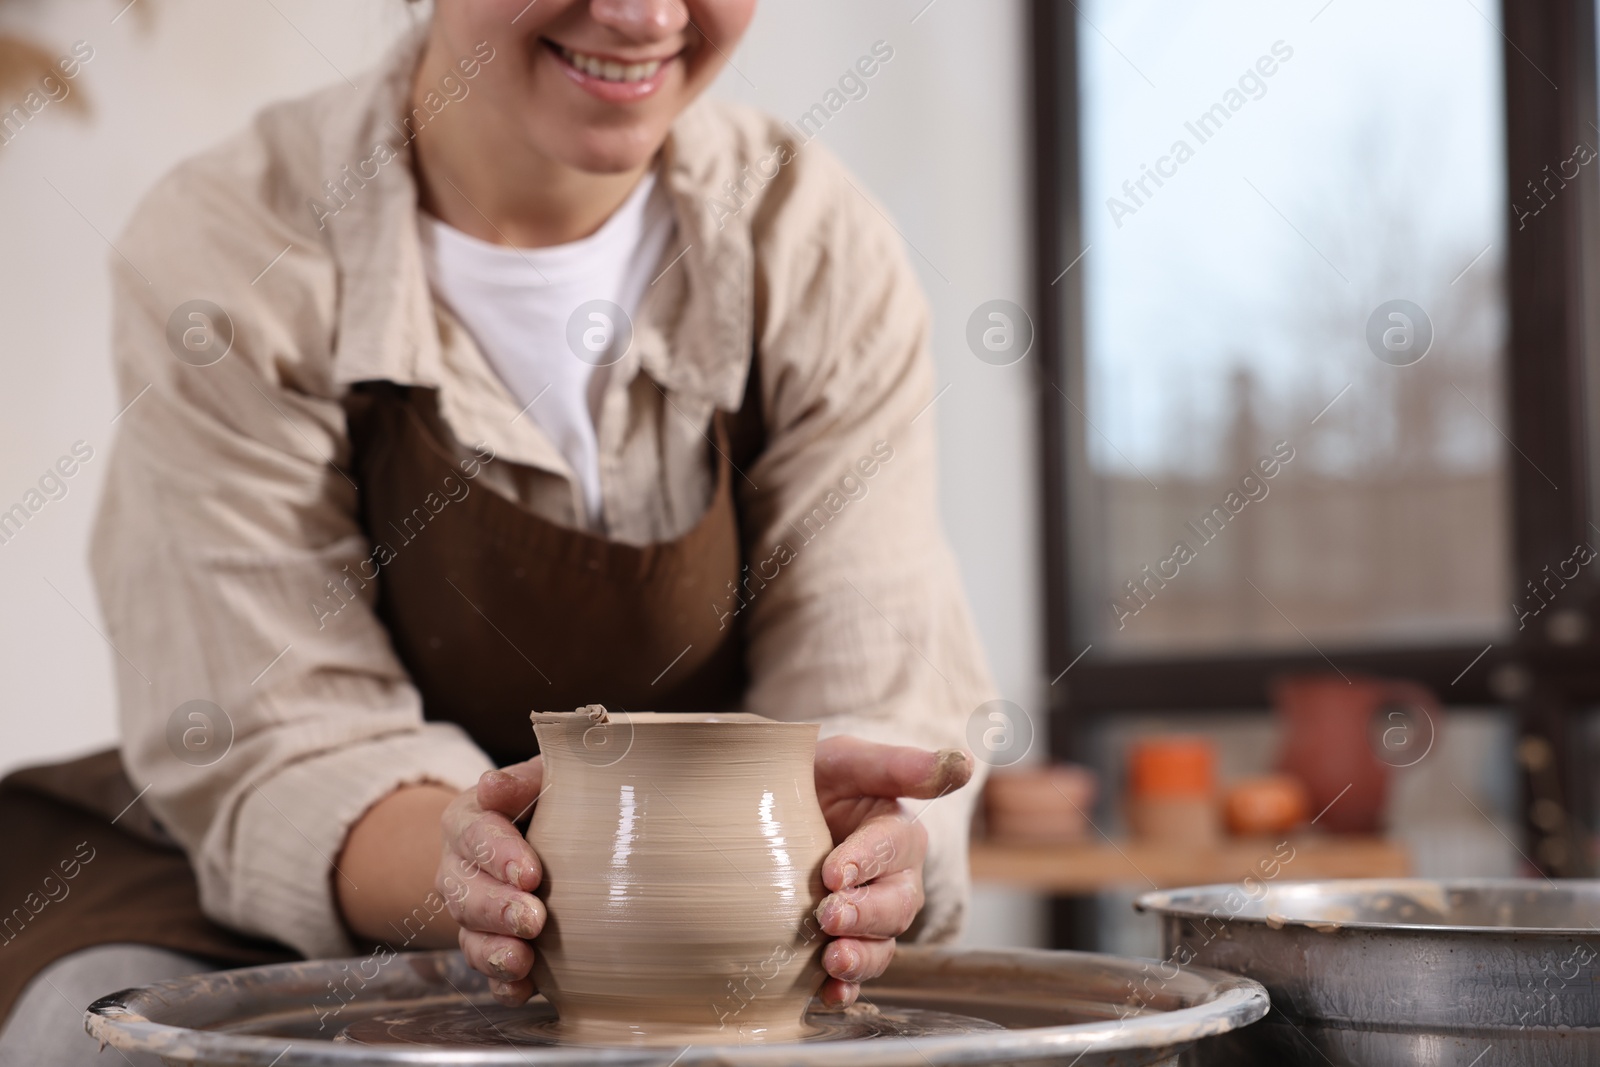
[334,997,1002,1047]
[86,946,1268,1067]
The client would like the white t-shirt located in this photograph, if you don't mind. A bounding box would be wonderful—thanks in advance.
[419,173,675,524]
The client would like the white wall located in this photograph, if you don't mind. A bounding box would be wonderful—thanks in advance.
[710,0,1045,748]
[0,0,426,774]
[0,0,1043,944]
[709,1,1045,950]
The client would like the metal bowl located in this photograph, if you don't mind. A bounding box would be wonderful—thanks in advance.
[1136,878,1600,1066]
[85,946,1267,1066]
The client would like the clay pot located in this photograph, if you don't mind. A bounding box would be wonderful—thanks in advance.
[1222,774,1310,836]
[1273,673,1441,834]
[1125,736,1220,845]
[527,710,832,1044]
[981,765,1098,842]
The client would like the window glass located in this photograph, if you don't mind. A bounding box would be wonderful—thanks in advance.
[1075,0,1512,655]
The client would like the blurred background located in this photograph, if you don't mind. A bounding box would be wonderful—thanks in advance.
[4,0,1596,957]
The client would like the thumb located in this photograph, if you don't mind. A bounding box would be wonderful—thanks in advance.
[475,755,544,820]
[815,737,973,801]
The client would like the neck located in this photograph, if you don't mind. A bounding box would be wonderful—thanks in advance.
[408,36,651,248]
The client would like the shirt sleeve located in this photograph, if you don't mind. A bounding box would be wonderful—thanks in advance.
[89,160,493,960]
[738,143,997,943]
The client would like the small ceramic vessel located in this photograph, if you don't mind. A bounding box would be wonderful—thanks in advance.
[526,707,833,1044]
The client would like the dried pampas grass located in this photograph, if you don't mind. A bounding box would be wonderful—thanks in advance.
[0,0,155,121]
[0,35,88,112]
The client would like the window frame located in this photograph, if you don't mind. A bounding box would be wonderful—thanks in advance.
[1029,0,1600,874]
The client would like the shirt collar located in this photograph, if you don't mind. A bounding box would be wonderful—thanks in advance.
[320,27,754,415]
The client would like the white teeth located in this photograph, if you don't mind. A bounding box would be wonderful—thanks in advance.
[558,45,663,83]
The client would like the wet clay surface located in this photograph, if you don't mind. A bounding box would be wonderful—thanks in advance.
[331,997,1004,1047]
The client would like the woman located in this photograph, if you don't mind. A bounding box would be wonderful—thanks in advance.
[0,0,994,1059]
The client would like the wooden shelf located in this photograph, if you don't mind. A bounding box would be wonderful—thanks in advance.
[970,834,1410,894]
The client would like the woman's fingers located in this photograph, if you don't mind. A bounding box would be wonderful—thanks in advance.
[442,766,544,892]
[818,976,858,1008]
[822,936,897,987]
[449,803,543,892]
[476,757,544,818]
[813,738,973,841]
[822,811,927,894]
[487,975,537,1007]
[458,926,536,984]
[815,868,923,940]
[436,763,551,997]
[813,805,918,1007]
[815,737,974,804]
[439,852,546,939]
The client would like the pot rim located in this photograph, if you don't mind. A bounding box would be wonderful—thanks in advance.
[535,711,814,728]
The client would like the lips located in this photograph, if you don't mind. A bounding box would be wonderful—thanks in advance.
[542,37,687,106]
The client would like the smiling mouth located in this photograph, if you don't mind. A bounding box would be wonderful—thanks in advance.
[547,41,679,84]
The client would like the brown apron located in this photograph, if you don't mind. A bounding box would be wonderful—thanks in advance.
[0,369,762,1019]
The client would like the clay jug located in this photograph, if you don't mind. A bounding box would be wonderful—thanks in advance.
[1273,674,1441,834]
[527,708,833,1044]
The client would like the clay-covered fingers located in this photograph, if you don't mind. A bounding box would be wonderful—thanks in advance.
[823,935,897,983]
[813,738,974,842]
[475,757,544,819]
[444,763,545,893]
[459,925,536,988]
[814,815,923,1008]
[815,867,923,940]
[437,761,550,998]
[439,851,546,939]
[818,937,897,1007]
[814,738,975,804]
[822,811,927,895]
[451,804,543,893]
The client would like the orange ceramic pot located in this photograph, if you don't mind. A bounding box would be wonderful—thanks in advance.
[1125,736,1220,844]
[1222,774,1310,836]
[527,710,832,1044]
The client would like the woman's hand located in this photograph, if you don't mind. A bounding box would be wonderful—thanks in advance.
[811,738,974,1007]
[438,758,547,1006]
[432,740,970,1009]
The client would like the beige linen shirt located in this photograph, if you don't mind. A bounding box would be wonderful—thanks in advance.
[90,30,995,960]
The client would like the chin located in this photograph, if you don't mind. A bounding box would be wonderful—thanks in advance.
[549,125,672,175]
